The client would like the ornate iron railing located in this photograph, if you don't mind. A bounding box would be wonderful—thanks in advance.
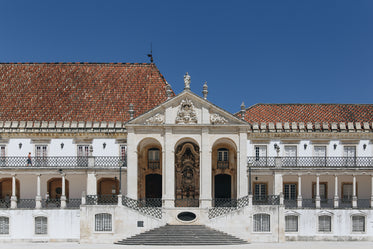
[148,161,160,170]
[213,198,237,207]
[217,161,229,169]
[0,198,11,208]
[66,198,82,208]
[42,198,61,208]
[208,195,251,219]
[18,199,36,208]
[174,198,199,207]
[253,195,280,205]
[284,199,297,208]
[0,156,127,168]
[86,195,118,205]
[137,198,162,207]
[122,196,162,219]
[248,156,373,168]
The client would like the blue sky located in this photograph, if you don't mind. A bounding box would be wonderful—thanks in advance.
[1,1,372,113]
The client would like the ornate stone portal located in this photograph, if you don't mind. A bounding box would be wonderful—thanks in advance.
[175,142,200,207]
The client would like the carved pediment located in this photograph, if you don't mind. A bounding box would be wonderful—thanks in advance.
[210,113,228,125]
[175,99,198,124]
[145,113,164,125]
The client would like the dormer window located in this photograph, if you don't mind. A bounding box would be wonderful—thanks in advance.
[148,148,160,170]
[217,148,229,169]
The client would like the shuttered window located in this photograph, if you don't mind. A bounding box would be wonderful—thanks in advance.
[95,213,112,232]
[35,216,48,234]
[0,217,9,234]
[253,214,270,232]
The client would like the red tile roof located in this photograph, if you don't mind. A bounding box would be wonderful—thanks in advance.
[240,104,373,123]
[0,63,173,122]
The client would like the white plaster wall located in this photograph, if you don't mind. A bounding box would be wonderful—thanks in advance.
[50,139,75,156]
[0,209,80,242]
[80,205,166,243]
[92,139,118,156]
[285,209,373,241]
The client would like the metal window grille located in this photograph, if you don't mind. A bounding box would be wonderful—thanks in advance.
[217,148,229,169]
[95,213,112,232]
[35,216,48,234]
[285,216,298,232]
[148,148,160,169]
[253,214,270,232]
[352,216,365,232]
[0,217,9,234]
[318,215,331,232]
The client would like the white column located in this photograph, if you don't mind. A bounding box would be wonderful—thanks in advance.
[35,174,42,209]
[11,174,17,209]
[126,127,138,199]
[334,175,339,208]
[60,173,67,208]
[297,175,302,208]
[87,172,97,195]
[200,127,211,208]
[163,127,175,207]
[316,174,320,208]
[238,128,248,198]
[352,175,357,208]
[273,172,283,195]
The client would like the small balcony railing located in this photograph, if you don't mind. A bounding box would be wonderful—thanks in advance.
[148,161,160,170]
[253,195,280,205]
[86,195,118,205]
[217,161,229,169]
[0,156,127,168]
[284,198,372,209]
[248,156,373,168]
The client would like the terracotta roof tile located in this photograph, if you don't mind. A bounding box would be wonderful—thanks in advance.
[0,63,174,122]
[240,104,373,124]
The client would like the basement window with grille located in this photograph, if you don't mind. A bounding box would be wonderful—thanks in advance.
[95,213,112,232]
[35,216,48,235]
[253,213,270,232]
[285,215,298,232]
[0,217,9,235]
[352,216,365,232]
[318,215,331,232]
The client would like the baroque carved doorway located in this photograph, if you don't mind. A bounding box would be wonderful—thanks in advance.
[175,142,200,207]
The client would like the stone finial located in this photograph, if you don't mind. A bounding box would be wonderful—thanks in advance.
[129,104,135,120]
[240,102,246,120]
[202,81,208,99]
[184,72,191,90]
[166,83,173,100]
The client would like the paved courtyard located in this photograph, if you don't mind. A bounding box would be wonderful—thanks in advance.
[2,242,373,249]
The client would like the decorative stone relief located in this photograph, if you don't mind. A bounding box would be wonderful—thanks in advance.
[145,113,164,125]
[175,99,198,124]
[210,113,228,125]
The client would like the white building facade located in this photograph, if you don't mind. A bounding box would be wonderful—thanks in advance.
[0,63,372,243]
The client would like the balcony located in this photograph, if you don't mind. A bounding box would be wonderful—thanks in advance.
[248,156,373,168]
[0,156,127,169]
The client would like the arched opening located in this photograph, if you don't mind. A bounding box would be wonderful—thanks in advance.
[175,141,200,207]
[137,138,162,203]
[145,174,162,207]
[212,138,237,207]
[0,178,20,201]
[47,178,69,199]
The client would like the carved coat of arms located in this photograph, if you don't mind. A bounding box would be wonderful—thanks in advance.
[175,99,198,124]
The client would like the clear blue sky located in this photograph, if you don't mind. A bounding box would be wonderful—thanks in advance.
[1,1,372,113]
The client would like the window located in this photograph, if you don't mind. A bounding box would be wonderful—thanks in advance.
[148,148,160,170]
[342,183,353,202]
[284,146,297,166]
[254,183,267,201]
[95,213,112,232]
[254,146,267,166]
[285,216,298,232]
[35,216,47,234]
[217,148,229,169]
[284,183,297,200]
[313,146,326,166]
[352,216,365,232]
[312,182,327,201]
[35,145,48,166]
[0,146,5,166]
[253,214,270,232]
[78,145,89,166]
[120,145,127,166]
[0,217,9,234]
[344,146,356,166]
[318,215,331,232]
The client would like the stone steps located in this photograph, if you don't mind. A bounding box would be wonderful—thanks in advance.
[115,224,248,245]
